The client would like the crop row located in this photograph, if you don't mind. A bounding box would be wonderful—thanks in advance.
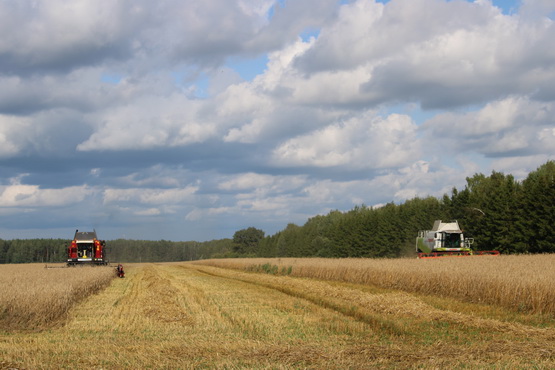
[194,255,555,315]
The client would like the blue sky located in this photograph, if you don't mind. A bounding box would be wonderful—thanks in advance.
[0,0,554,241]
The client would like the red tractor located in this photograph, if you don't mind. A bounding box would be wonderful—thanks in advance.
[67,229,108,266]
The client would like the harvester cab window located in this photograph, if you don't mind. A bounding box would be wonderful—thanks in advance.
[444,233,460,249]
[77,243,93,258]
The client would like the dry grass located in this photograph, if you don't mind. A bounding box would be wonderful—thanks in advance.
[0,263,115,331]
[193,254,555,315]
[2,261,555,368]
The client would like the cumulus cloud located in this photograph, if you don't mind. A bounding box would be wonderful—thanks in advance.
[273,112,419,169]
[520,0,555,19]
[0,0,145,74]
[0,0,271,74]
[103,185,198,206]
[296,0,555,108]
[0,116,25,157]
[0,182,92,207]
[77,94,212,151]
[1,0,554,240]
[423,96,555,157]
[219,172,292,191]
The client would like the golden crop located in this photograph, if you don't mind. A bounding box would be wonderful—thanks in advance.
[1,261,554,368]
[0,264,115,330]
[194,254,555,315]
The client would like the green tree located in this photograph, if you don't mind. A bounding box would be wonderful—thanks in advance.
[518,161,555,253]
[398,196,444,256]
[0,239,8,263]
[460,171,521,253]
[232,227,265,255]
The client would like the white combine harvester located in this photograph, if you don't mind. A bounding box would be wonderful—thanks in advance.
[416,220,499,259]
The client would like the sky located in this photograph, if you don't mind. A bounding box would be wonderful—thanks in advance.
[0,0,554,241]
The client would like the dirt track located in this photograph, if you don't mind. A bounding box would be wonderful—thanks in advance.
[1,262,555,368]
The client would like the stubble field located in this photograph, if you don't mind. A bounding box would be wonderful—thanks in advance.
[1,255,555,368]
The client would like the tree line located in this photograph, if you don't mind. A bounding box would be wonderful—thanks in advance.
[0,238,233,264]
[239,160,555,258]
[1,161,554,263]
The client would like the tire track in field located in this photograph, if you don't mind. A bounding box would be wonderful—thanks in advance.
[70,265,195,329]
[87,263,555,365]
[4,263,554,368]
[152,265,217,326]
[111,264,144,329]
[153,264,282,334]
[148,264,384,367]
[131,264,244,331]
[186,263,555,342]
[137,265,194,325]
[182,263,408,336]
[155,263,376,344]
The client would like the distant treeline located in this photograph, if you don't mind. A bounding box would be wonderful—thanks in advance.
[107,239,232,263]
[253,161,555,257]
[0,238,233,264]
[1,161,554,264]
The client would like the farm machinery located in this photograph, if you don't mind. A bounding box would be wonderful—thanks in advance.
[416,220,499,259]
[67,229,108,266]
[115,264,125,278]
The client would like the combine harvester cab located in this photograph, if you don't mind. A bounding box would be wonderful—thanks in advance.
[67,229,108,266]
[416,220,499,259]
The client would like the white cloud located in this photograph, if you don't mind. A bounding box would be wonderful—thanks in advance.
[423,96,555,156]
[0,0,144,73]
[490,154,555,180]
[1,0,554,241]
[224,118,265,144]
[185,206,235,221]
[90,168,101,177]
[294,0,555,108]
[135,208,162,216]
[520,0,555,19]
[218,173,308,207]
[236,196,290,212]
[0,118,24,157]
[103,186,198,206]
[219,172,277,191]
[117,169,183,188]
[77,94,213,151]
[0,183,92,207]
[273,112,419,169]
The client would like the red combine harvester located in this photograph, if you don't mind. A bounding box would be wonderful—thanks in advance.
[67,229,108,266]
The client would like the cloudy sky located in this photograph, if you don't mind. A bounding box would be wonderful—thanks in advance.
[0,0,554,241]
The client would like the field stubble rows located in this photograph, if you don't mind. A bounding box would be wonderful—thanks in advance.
[1,256,555,368]
[196,255,555,315]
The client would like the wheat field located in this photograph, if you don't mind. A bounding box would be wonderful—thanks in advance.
[0,264,115,331]
[194,254,555,315]
[1,258,555,368]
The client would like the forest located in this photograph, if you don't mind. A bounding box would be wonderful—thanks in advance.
[1,161,554,264]
[0,238,232,264]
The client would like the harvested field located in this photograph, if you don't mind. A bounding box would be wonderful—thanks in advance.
[1,259,554,368]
